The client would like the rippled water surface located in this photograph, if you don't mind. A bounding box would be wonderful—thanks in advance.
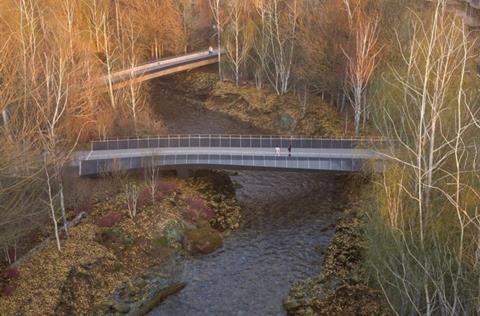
[149,81,347,315]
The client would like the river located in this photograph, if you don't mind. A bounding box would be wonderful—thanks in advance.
[148,80,348,315]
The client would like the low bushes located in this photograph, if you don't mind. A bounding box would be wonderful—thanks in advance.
[183,196,214,222]
[96,212,123,228]
[2,285,15,297]
[157,181,177,194]
[137,188,151,209]
[162,221,185,246]
[97,228,133,250]
[3,267,19,280]
[1,268,19,297]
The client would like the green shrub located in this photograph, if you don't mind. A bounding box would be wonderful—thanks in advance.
[162,220,185,247]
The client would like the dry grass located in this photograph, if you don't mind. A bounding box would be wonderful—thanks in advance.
[206,81,347,137]
[0,223,120,316]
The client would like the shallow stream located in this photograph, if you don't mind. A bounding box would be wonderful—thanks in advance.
[149,80,347,315]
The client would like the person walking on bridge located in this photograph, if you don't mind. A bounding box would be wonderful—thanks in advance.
[275,147,280,156]
[288,144,291,157]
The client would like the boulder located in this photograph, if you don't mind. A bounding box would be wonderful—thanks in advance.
[131,282,186,316]
[112,302,130,313]
[182,224,223,255]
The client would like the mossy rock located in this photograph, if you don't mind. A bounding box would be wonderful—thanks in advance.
[182,224,223,255]
[91,300,130,315]
[132,282,186,316]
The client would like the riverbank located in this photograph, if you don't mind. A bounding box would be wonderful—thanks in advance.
[154,71,348,137]
[0,171,241,315]
[283,176,388,315]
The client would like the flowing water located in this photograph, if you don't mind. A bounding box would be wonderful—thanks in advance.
[149,80,348,315]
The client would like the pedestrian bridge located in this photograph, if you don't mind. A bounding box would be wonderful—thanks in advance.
[105,49,221,89]
[74,135,387,176]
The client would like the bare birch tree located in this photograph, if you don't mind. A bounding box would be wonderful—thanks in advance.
[262,0,298,95]
[145,157,160,205]
[369,3,480,313]
[210,0,224,80]
[225,0,254,85]
[343,4,382,136]
[124,182,140,219]
[253,0,268,89]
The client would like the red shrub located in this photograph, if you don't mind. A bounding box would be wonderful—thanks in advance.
[157,181,177,194]
[3,267,19,279]
[96,212,122,227]
[201,207,215,221]
[2,285,15,296]
[183,196,215,222]
[138,188,151,208]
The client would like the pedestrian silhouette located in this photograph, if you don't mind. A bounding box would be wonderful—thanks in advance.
[288,144,291,157]
[275,147,280,156]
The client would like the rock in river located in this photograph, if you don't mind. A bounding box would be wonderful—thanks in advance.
[182,223,223,255]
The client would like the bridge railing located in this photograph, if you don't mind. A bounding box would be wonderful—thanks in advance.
[79,153,375,176]
[90,135,389,151]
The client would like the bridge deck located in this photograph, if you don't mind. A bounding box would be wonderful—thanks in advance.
[106,49,220,89]
[77,147,378,161]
